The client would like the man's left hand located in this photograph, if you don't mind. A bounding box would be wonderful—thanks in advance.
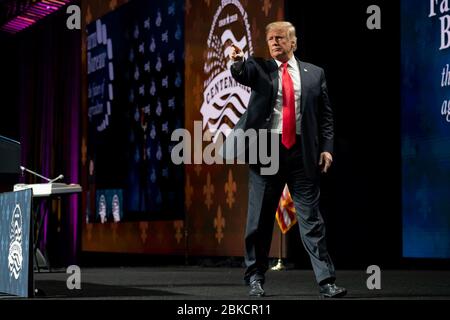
[319,152,333,173]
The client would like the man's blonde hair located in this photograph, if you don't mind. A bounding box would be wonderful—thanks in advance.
[265,21,297,51]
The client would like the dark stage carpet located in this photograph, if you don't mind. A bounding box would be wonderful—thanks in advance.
[1,267,450,300]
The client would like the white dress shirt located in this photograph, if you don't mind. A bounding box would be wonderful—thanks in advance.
[270,55,302,134]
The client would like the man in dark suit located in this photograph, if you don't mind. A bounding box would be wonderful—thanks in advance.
[229,21,346,298]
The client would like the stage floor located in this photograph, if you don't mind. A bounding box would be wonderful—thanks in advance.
[2,267,450,300]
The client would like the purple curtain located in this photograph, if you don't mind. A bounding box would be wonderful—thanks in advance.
[16,5,81,266]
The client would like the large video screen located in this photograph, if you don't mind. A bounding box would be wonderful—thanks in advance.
[86,0,184,223]
[401,0,450,258]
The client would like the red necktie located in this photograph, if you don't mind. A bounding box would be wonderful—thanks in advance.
[281,62,296,149]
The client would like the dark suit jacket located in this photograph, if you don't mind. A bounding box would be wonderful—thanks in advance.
[229,56,334,179]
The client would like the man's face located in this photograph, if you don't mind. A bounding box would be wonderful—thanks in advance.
[266,28,294,62]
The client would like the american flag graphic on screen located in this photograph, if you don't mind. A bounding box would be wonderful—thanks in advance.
[87,0,184,221]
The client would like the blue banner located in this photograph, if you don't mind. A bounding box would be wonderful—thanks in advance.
[86,0,184,221]
[401,0,450,258]
[0,189,33,297]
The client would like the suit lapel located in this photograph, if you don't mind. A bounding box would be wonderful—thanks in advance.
[268,59,279,113]
[297,58,308,114]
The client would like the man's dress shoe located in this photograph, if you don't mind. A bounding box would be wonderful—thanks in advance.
[319,283,347,298]
[249,280,265,297]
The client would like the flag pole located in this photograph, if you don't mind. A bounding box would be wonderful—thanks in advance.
[271,228,285,271]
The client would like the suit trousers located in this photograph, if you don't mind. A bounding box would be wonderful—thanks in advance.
[244,135,336,285]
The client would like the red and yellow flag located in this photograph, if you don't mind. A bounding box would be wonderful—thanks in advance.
[275,185,297,234]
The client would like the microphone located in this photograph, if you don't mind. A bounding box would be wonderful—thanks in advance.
[19,166,64,183]
[19,166,52,182]
[49,174,64,183]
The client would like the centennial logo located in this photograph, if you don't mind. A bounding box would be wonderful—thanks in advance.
[8,204,23,280]
[200,0,253,142]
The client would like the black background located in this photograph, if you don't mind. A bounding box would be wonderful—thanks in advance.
[284,0,402,268]
[0,27,19,194]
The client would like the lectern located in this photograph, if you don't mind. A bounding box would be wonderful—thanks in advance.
[0,137,33,298]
